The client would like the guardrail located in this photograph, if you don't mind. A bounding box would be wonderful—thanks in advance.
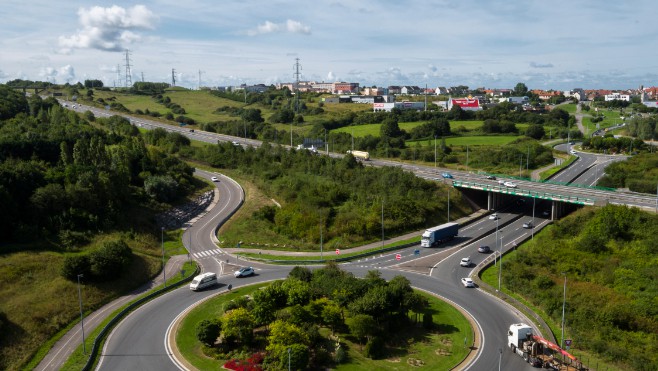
[452,180,596,206]
[477,171,616,192]
[82,265,200,371]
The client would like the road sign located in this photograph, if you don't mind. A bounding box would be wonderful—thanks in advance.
[395,254,401,260]
[565,339,572,347]
[414,249,420,256]
[335,249,340,255]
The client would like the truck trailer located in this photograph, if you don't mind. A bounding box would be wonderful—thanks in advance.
[346,150,370,161]
[420,222,459,247]
[508,323,584,369]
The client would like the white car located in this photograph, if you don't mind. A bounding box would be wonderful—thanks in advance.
[498,179,505,185]
[460,257,472,267]
[461,277,475,288]
[570,150,577,155]
[234,266,254,278]
[489,213,499,220]
[504,181,517,188]
[211,176,219,182]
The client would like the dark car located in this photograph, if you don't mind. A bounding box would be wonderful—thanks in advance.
[485,175,496,180]
[441,172,453,179]
[478,245,491,253]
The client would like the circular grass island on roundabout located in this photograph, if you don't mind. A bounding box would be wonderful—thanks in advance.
[174,265,474,370]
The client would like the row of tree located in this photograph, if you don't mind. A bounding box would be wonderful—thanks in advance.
[197,264,434,369]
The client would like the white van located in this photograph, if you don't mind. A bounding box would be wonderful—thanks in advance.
[190,272,217,291]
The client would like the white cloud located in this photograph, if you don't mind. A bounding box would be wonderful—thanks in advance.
[58,5,157,52]
[327,71,335,81]
[530,62,554,68]
[247,19,311,36]
[39,65,76,83]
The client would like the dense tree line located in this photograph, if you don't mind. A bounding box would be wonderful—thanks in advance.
[0,87,195,244]
[501,205,658,370]
[197,264,434,369]
[626,116,657,140]
[598,153,658,193]
[582,134,647,154]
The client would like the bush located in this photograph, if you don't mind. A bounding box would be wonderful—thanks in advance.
[364,336,386,359]
[196,319,221,346]
[144,175,180,202]
[334,345,347,364]
[60,255,91,281]
[89,239,132,280]
[59,229,91,249]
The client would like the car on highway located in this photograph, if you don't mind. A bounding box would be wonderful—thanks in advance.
[478,245,491,253]
[460,257,472,267]
[234,266,254,278]
[211,176,219,182]
[504,181,517,188]
[522,221,534,229]
[485,175,496,180]
[461,277,475,288]
[441,172,453,179]
[488,213,499,220]
[232,141,241,146]
[498,179,505,185]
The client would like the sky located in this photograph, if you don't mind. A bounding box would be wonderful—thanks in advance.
[2,0,658,91]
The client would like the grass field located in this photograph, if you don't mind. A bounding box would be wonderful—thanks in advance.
[407,135,519,147]
[176,282,473,371]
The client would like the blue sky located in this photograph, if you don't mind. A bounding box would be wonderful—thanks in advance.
[2,0,658,91]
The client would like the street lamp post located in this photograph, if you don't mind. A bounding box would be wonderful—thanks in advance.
[434,135,437,168]
[495,217,499,266]
[498,235,503,291]
[288,347,291,371]
[381,199,385,250]
[447,187,450,222]
[498,348,502,371]
[77,274,86,354]
[561,273,567,349]
[161,227,166,288]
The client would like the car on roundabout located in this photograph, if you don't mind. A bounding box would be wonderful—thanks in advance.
[460,257,472,267]
[461,277,475,288]
[211,176,219,182]
[234,266,255,278]
[478,245,491,253]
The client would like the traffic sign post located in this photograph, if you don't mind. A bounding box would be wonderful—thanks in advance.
[395,254,401,261]
[335,249,340,255]
[565,339,572,350]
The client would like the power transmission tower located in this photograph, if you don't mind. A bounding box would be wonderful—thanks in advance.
[116,64,122,88]
[171,68,176,87]
[141,72,144,82]
[293,58,302,113]
[124,50,132,88]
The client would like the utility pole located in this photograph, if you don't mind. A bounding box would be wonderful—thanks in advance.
[77,274,86,354]
[561,273,567,349]
[381,199,385,250]
[434,135,437,168]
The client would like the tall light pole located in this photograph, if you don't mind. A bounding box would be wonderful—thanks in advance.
[495,217,499,265]
[77,274,86,354]
[498,348,502,371]
[290,123,293,147]
[530,197,537,240]
[161,227,166,288]
[381,199,385,250]
[434,135,437,168]
[561,273,567,349]
[466,145,469,168]
[447,187,450,222]
[320,218,323,261]
[498,235,503,291]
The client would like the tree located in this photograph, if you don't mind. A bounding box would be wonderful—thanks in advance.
[380,117,403,138]
[322,301,343,334]
[222,307,255,345]
[513,82,529,96]
[525,124,545,140]
[347,314,378,348]
[144,175,179,202]
[282,277,311,306]
[89,239,132,280]
[196,319,221,346]
[60,255,91,281]
[288,266,312,282]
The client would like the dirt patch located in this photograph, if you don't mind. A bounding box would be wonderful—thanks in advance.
[407,357,425,367]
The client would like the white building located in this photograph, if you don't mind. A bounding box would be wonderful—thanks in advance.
[604,93,630,102]
[373,101,425,112]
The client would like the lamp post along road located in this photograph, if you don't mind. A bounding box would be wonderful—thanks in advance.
[161,227,166,288]
[561,273,567,349]
[498,235,503,291]
[77,274,86,354]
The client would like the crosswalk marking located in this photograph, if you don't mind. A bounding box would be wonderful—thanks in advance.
[192,249,223,259]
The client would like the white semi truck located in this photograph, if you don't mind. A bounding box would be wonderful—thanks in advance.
[420,222,459,248]
[508,323,583,369]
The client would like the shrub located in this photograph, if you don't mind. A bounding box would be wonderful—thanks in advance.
[196,319,221,346]
[334,346,347,364]
[364,336,385,359]
[60,255,91,281]
[89,239,132,280]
